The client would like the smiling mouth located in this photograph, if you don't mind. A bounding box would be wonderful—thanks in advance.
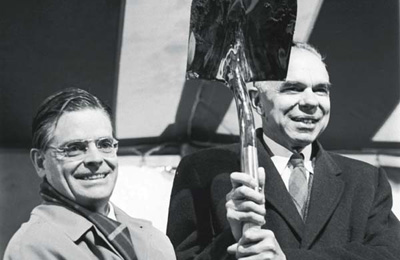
[75,173,109,180]
[292,118,319,124]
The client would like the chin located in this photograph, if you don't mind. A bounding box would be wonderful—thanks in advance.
[291,136,316,148]
[78,196,110,209]
[76,188,112,202]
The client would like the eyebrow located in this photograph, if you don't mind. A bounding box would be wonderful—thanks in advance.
[57,139,88,148]
[58,136,114,147]
[282,81,332,89]
[316,83,333,90]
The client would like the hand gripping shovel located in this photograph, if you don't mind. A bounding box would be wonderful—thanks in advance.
[186,0,297,231]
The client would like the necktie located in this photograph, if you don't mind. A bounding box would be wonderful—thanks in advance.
[288,153,308,220]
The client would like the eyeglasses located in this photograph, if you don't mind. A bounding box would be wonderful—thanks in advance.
[47,137,119,160]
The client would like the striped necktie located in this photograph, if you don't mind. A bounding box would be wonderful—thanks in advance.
[288,153,308,220]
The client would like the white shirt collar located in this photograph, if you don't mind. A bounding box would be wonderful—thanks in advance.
[107,202,117,221]
[263,133,314,174]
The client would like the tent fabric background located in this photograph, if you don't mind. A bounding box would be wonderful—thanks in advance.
[1,0,399,257]
[1,0,399,151]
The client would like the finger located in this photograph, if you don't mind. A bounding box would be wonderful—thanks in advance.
[236,236,276,259]
[231,172,259,189]
[237,241,277,258]
[235,231,278,259]
[241,228,276,244]
[239,229,277,254]
[227,243,238,255]
[226,209,266,226]
[237,252,275,260]
[226,190,234,201]
[231,185,265,204]
[226,199,266,216]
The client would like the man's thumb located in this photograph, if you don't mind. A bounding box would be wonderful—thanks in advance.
[227,243,238,255]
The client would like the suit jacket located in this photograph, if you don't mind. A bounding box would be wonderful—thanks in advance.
[4,202,176,260]
[167,131,400,260]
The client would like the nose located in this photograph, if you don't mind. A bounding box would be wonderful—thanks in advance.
[83,143,103,172]
[299,88,318,112]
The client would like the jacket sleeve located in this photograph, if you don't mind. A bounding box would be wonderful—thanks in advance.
[284,167,400,260]
[167,151,239,260]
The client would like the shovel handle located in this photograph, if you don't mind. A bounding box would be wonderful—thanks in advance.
[223,41,261,234]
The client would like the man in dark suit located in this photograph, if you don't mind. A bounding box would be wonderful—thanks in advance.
[167,43,400,259]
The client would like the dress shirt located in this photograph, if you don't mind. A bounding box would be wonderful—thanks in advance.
[263,133,314,190]
[108,202,117,220]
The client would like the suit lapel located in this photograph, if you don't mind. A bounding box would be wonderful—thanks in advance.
[302,143,344,248]
[256,133,305,239]
[113,205,147,259]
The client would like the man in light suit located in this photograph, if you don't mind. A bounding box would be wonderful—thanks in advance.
[4,88,176,260]
[167,43,400,259]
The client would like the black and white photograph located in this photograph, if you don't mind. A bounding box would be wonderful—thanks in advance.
[1,0,399,259]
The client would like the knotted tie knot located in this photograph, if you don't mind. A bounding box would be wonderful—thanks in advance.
[289,152,305,168]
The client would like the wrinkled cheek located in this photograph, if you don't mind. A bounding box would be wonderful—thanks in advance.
[105,158,118,170]
[320,115,330,131]
[321,101,331,116]
[325,111,331,124]
[282,123,299,139]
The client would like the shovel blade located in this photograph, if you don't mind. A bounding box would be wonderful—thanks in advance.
[187,0,297,82]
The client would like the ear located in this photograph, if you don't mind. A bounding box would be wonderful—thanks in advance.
[30,148,46,178]
[249,89,264,116]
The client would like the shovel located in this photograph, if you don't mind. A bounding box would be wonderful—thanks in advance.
[186,0,297,231]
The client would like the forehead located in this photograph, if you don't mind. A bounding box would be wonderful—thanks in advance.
[285,48,330,85]
[51,109,113,145]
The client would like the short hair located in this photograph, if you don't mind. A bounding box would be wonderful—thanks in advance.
[32,88,112,150]
[292,42,325,63]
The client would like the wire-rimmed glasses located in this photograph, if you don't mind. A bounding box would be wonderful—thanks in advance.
[47,137,119,160]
